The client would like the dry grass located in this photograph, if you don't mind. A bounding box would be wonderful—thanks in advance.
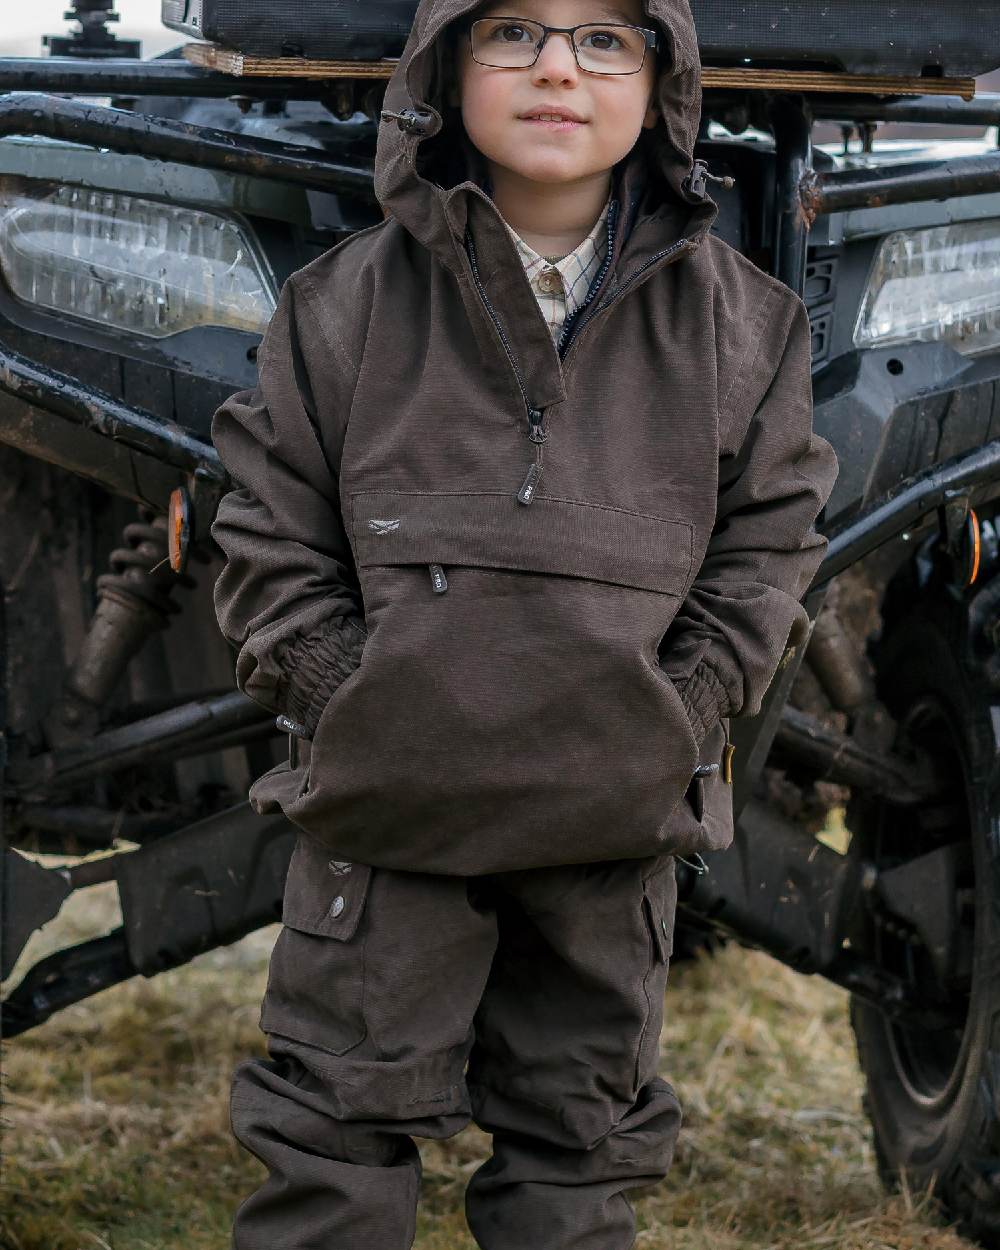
[1,858,977,1250]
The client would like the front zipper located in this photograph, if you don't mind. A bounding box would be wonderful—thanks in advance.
[466,230,547,506]
[466,226,698,502]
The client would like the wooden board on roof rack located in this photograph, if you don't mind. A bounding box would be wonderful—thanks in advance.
[182,43,398,78]
[180,44,977,99]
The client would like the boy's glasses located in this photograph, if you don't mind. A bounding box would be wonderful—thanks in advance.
[469,17,658,75]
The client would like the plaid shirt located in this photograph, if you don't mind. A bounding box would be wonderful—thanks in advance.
[505,199,610,344]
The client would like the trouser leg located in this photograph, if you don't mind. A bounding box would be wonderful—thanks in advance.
[230,834,497,1250]
[465,854,680,1250]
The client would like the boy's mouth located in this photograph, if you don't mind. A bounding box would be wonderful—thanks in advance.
[518,107,587,131]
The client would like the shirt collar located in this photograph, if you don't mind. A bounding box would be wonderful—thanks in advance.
[505,197,610,287]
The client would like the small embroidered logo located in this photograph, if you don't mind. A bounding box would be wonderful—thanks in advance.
[368,517,400,534]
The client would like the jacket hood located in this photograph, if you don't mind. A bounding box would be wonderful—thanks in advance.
[374,0,717,268]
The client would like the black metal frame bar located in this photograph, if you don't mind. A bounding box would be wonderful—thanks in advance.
[816,436,1000,586]
[807,91,1000,127]
[806,149,1000,216]
[9,690,271,793]
[768,93,814,295]
[0,94,376,200]
[704,90,1000,129]
[0,57,348,98]
[0,343,223,482]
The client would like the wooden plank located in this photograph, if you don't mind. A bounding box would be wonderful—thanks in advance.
[181,44,976,99]
[182,43,399,79]
[702,66,976,100]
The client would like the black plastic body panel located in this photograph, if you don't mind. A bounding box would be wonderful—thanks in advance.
[163,0,1000,77]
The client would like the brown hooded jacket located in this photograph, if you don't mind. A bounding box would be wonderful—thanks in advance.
[211,0,839,875]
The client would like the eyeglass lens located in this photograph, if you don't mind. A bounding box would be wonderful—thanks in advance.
[471,19,647,74]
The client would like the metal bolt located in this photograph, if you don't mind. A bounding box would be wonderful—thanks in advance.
[329,896,346,919]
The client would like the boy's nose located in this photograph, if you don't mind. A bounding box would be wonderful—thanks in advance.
[530,32,580,86]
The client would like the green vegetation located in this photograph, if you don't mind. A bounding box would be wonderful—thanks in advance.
[1,865,974,1250]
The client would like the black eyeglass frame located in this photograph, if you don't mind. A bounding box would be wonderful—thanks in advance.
[468,17,659,76]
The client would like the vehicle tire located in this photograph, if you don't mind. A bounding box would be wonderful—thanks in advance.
[848,594,1000,1246]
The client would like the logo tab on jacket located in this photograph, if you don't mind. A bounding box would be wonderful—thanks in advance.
[368,517,400,534]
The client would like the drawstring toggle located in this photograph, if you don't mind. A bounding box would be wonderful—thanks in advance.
[379,108,435,135]
[682,158,736,200]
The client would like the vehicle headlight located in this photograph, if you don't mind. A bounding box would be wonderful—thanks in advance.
[854,219,1000,358]
[0,176,276,339]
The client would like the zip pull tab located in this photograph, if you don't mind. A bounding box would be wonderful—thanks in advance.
[722,717,735,785]
[676,852,709,876]
[527,407,547,445]
[429,563,448,594]
[517,460,543,506]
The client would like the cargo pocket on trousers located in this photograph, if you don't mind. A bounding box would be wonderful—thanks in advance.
[643,856,677,965]
[633,856,678,1094]
[259,833,372,1057]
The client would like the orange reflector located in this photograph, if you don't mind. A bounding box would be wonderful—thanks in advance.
[168,487,191,574]
[969,508,981,586]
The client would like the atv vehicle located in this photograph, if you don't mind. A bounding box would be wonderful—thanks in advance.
[4,0,1000,1241]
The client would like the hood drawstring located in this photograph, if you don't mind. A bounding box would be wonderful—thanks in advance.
[380,108,435,135]
[681,158,736,201]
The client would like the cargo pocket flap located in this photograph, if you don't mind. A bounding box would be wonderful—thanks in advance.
[281,833,372,940]
[350,489,693,594]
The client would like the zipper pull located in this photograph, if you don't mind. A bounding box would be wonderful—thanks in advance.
[429,563,448,594]
[527,407,547,445]
[722,718,735,784]
[517,461,543,506]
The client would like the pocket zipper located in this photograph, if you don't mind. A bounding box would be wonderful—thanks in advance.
[429,563,448,594]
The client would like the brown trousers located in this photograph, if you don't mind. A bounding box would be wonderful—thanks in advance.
[230,832,680,1250]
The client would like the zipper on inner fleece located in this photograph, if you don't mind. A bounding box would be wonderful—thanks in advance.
[466,229,547,506]
[560,236,695,366]
[555,198,619,359]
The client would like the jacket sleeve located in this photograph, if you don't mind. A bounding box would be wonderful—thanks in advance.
[210,275,366,738]
[658,294,839,746]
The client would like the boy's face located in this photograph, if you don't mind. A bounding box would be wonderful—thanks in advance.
[452,0,659,190]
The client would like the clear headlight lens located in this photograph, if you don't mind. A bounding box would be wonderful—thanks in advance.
[0,176,276,339]
[854,219,1000,358]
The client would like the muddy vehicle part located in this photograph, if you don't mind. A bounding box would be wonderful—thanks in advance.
[2,802,294,1034]
[847,579,1000,1246]
[3,7,1000,1237]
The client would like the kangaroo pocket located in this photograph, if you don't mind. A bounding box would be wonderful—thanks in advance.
[284,489,702,875]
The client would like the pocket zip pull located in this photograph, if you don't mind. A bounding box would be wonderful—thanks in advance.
[429,563,448,594]
[693,762,720,778]
[722,718,735,784]
[517,460,543,506]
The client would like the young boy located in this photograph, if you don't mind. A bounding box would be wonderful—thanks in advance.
[211,0,839,1245]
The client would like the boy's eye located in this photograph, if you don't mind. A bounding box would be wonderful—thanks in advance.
[483,20,537,43]
[578,26,625,52]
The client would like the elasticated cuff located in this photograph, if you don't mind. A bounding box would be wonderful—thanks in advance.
[675,659,731,748]
[278,616,368,738]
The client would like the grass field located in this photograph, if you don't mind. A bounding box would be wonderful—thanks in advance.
[1,860,978,1250]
